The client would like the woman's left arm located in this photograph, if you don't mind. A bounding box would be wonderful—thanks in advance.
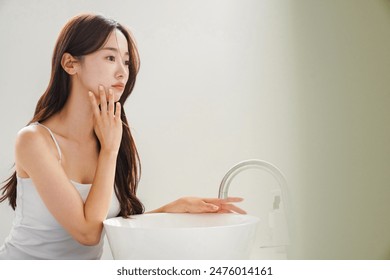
[147,197,246,214]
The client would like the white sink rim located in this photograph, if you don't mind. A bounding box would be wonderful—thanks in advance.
[103,213,260,230]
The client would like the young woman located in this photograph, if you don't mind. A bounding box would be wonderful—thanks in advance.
[0,13,244,260]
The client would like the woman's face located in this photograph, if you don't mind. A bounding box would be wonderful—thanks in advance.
[76,29,130,103]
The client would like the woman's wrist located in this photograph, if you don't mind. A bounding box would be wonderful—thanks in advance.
[99,148,119,158]
[147,199,184,214]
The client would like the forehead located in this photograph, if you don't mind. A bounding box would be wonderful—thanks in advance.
[102,29,129,54]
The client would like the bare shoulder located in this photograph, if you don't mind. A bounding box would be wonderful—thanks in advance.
[15,124,59,174]
[15,124,48,152]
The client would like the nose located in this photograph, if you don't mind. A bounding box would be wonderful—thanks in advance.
[116,59,128,81]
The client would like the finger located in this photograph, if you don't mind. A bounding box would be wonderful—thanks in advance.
[115,102,121,121]
[203,202,219,212]
[216,209,232,214]
[88,91,100,117]
[222,197,244,203]
[203,197,243,204]
[221,203,247,214]
[99,85,107,112]
[108,88,114,115]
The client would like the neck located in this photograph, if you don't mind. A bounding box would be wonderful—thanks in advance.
[48,87,96,143]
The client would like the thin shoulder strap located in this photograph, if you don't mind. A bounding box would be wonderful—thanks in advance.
[32,122,62,161]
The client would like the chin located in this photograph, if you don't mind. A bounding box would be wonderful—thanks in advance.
[114,93,122,102]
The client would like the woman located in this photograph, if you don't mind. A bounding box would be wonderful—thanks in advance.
[0,13,244,259]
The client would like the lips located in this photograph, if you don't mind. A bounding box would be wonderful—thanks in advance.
[112,83,125,90]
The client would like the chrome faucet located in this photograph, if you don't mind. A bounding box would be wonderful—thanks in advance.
[218,159,288,199]
[218,159,292,243]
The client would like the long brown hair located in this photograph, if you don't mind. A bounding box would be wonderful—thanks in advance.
[0,13,144,216]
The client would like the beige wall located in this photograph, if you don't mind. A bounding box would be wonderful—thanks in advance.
[290,0,390,259]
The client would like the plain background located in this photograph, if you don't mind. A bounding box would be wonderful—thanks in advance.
[0,0,389,259]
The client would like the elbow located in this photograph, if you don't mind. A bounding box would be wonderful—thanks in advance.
[74,227,103,246]
[77,233,102,246]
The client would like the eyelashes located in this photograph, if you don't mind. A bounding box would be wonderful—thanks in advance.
[106,56,129,66]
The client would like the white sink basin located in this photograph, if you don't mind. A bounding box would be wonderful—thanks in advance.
[103,213,259,259]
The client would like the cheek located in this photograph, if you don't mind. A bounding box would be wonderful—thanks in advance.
[79,64,108,91]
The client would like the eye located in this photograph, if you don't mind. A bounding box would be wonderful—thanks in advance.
[106,56,115,62]
[124,60,130,66]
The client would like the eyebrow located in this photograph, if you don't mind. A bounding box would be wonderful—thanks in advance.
[100,47,129,56]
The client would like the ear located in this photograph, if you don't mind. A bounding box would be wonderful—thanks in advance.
[61,53,79,75]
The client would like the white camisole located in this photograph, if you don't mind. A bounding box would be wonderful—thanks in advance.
[0,122,120,259]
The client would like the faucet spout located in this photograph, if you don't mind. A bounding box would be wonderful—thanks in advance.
[218,159,288,199]
[218,159,292,236]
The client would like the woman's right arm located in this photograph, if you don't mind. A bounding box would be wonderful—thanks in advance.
[15,87,122,246]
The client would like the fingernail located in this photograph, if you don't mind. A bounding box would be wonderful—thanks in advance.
[88,91,93,97]
[99,85,103,90]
